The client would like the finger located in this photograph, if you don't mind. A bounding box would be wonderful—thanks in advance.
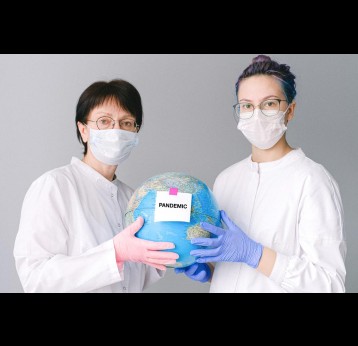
[195,257,211,263]
[145,257,177,265]
[140,239,176,251]
[192,270,206,282]
[144,262,167,271]
[220,210,237,230]
[191,237,213,246]
[184,263,199,276]
[146,250,179,260]
[197,256,222,263]
[129,216,144,236]
[191,237,221,247]
[190,247,221,258]
[200,222,224,236]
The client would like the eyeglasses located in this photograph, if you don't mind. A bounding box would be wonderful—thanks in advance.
[233,99,288,120]
[86,116,139,132]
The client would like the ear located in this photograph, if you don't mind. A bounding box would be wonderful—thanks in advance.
[77,121,88,143]
[286,101,296,122]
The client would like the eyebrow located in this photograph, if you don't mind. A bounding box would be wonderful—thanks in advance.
[239,95,282,103]
[94,111,133,118]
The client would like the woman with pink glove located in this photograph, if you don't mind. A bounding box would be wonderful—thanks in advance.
[14,79,178,292]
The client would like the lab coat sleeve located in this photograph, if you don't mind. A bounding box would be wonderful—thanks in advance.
[269,169,347,292]
[14,174,122,293]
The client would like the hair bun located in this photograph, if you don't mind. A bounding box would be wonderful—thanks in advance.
[252,54,272,64]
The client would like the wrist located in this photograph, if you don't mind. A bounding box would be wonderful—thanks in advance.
[116,261,124,271]
[257,247,277,277]
[247,241,263,268]
[113,238,125,272]
[113,237,123,263]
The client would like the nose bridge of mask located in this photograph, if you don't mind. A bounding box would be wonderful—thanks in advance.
[256,107,289,122]
[254,108,276,119]
[91,128,136,142]
[252,108,276,122]
[106,129,122,141]
[253,108,261,118]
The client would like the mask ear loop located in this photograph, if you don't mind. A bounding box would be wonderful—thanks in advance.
[282,103,291,117]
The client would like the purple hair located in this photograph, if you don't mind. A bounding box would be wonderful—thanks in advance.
[235,55,297,103]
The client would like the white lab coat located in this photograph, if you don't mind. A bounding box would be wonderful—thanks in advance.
[14,157,164,293]
[210,148,346,293]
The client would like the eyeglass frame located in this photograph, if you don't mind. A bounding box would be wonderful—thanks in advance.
[233,98,289,119]
[85,115,140,132]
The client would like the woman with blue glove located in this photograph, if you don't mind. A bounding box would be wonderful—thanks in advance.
[176,55,346,292]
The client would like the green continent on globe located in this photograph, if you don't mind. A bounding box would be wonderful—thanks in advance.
[186,224,210,240]
[125,172,221,268]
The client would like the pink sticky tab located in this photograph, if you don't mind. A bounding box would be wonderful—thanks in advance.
[169,187,178,195]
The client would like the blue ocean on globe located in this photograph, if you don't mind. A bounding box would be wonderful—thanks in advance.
[125,172,221,268]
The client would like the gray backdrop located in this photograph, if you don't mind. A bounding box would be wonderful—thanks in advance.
[0,54,357,293]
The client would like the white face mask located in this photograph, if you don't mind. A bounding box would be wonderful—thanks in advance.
[87,127,139,165]
[237,107,289,150]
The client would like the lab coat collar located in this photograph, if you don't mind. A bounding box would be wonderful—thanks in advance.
[247,148,306,172]
[70,157,118,192]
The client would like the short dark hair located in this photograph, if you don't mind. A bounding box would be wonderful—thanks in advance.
[75,79,143,155]
[235,55,297,103]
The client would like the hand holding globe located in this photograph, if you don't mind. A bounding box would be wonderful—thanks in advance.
[113,216,179,270]
[125,172,221,268]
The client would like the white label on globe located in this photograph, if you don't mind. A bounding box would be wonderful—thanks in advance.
[154,191,192,222]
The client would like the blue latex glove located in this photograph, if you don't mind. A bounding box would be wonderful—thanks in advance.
[174,263,211,283]
[190,210,263,268]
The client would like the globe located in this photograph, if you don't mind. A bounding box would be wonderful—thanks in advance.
[125,172,221,268]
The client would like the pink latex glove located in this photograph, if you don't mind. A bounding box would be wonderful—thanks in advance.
[113,216,179,270]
